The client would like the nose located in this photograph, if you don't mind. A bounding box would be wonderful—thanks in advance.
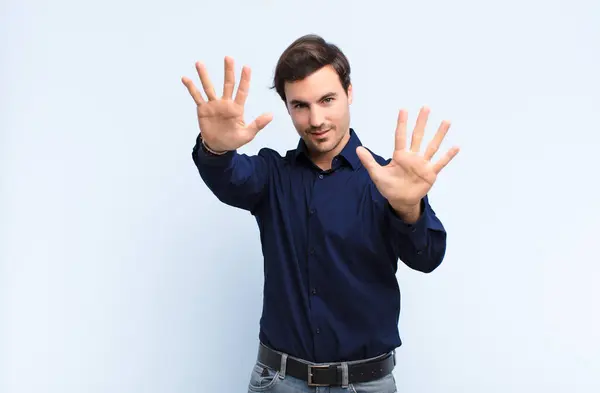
[309,107,325,128]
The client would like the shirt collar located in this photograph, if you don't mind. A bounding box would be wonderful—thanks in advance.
[294,128,363,170]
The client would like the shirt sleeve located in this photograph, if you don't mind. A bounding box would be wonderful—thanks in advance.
[385,195,447,273]
[191,133,270,213]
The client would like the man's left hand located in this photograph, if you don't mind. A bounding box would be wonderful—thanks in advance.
[356,106,460,223]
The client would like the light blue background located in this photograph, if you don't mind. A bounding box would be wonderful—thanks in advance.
[1,0,599,392]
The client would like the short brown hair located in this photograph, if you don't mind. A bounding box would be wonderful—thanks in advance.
[271,34,351,103]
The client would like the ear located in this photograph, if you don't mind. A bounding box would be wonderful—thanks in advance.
[347,83,353,104]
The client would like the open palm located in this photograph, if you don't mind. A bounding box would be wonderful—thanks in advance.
[356,107,460,208]
[181,57,273,153]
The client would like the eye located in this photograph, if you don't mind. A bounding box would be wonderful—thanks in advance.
[323,97,334,103]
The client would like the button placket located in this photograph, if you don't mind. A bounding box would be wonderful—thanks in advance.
[307,170,327,345]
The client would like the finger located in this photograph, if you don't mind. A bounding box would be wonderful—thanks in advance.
[356,146,381,179]
[432,146,460,174]
[410,106,430,153]
[222,56,235,100]
[195,61,218,101]
[424,120,451,160]
[181,76,205,106]
[394,109,408,152]
[246,112,274,135]
[234,66,251,106]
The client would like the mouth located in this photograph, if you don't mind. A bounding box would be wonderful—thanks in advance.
[310,128,331,138]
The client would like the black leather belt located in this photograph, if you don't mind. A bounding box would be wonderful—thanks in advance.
[257,343,395,387]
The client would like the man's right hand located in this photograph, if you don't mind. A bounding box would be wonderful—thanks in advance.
[182,56,273,153]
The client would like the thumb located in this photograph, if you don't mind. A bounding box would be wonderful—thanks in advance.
[247,112,274,135]
[356,146,380,178]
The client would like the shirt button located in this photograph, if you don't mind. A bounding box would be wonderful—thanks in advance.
[417,250,422,255]
[318,174,324,179]
[316,328,320,334]
[309,209,315,215]
[309,248,315,255]
[311,288,317,295]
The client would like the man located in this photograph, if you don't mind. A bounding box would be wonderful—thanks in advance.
[182,34,459,393]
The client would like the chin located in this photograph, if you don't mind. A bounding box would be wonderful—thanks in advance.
[303,130,344,154]
[309,136,332,148]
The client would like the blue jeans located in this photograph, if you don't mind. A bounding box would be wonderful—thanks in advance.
[246,359,397,393]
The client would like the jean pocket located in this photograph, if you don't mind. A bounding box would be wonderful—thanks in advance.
[349,372,397,393]
[248,363,281,392]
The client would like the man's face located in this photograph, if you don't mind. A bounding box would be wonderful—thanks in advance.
[284,65,353,160]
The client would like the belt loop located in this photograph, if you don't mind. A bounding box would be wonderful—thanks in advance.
[279,353,288,379]
[341,362,349,388]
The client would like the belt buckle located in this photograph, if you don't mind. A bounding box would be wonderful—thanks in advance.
[307,364,331,387]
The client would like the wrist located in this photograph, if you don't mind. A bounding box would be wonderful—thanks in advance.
[390,200,422,224]
[200,134,228,155]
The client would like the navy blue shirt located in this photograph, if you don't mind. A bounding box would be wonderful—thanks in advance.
[192,128,447,363]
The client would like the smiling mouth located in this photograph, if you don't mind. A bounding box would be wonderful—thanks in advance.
[310,129,331,137]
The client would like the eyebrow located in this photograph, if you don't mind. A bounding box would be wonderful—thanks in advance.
[289,92,338,106]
